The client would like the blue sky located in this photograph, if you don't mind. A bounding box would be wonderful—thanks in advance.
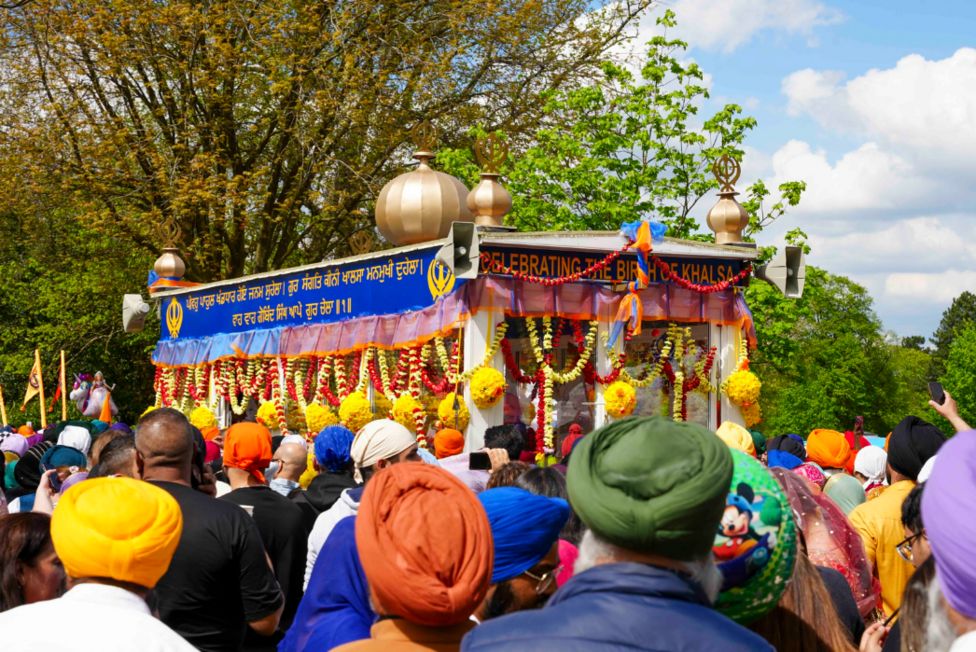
[622,0,976,339]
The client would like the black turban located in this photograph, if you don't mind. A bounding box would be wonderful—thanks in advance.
[14,440,53,491]
[767,434,806,460]
[888,416,945,481]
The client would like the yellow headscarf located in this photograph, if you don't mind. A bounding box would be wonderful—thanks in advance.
[716,421,756,457]
[51,477,183,589]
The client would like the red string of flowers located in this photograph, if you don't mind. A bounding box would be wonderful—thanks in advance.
[652,258,752,294]
[479,245,631,287]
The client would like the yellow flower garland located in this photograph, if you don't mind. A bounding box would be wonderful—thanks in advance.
[742,402,762,428]
[471,367,506,408]
[189,406,217,431]
[438,392,470,431]
[605,381,637,418]
[392,393,425,433]
[723,369,762,406]
[256,401,278,428]
[339,391,373,432]
[305,402,339,434]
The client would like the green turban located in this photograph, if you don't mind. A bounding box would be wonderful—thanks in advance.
[749,430,767,455]
[567,416,733,561]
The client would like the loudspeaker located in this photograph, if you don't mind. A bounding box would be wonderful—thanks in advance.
[122,294,152,332]
[436,221,480,279]
[754,245,806,298]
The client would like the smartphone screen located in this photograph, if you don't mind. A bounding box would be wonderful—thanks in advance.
[469,451,492,470]
[928,381,945,405]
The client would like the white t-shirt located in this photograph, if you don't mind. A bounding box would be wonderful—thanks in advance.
[0,583,196,651]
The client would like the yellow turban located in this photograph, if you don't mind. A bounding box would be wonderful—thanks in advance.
[51,477,183,589]
[716,421,756,457]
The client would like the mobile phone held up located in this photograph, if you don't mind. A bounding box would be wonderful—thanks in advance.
[468,451,492,470]
[928,381,946,406]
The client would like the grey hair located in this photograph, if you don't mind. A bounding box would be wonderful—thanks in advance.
[924,574,959,652]
[575,529,723,604]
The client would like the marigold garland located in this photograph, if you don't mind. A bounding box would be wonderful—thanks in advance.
[723,369,762,406]
[189,406,217,431]
[605,381,637,418]
[471,367,506,409]
[339,391,373,432]
[256,401,278,428]
[742,402,762,428]
[392,393,426,440]
[305,403,339,434]
[438,392,470,431]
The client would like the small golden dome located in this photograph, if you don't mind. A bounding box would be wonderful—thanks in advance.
[154,247,186,280]
[706,155,749,245]
[375,150,473,246]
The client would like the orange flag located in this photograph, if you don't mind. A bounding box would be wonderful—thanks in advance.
[21,350,42,410]
[99,390,113,425]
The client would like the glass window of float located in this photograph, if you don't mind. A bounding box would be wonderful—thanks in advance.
[621,321,712,428]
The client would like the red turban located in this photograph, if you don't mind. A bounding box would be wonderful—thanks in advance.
[806,429,851,471]
[223,422,272,483]
[356,464,493,626]
[434,429,465,459]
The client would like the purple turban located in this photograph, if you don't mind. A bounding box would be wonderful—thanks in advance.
[923,430,976,618]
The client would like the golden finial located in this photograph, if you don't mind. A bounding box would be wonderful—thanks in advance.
[157,215,182,248]
[349,230,375,255]
[474,133,509,175]
[412,122,438,161]
[712,154,741,193]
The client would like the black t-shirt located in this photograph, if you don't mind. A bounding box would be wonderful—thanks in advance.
[151,481,283,652]
[221,486,308,639]
[817,565,866,644]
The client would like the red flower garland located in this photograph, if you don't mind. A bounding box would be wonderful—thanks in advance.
[652,258,753,294]
[479,245,631,287]
[501,339,534,384]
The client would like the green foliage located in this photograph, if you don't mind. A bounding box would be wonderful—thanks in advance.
[439,10,804,239]
[931,291,976,378]
[940,324,976,428]
[747,267,910,435]
[0,210,158,427]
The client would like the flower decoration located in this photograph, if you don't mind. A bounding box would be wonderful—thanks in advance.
[471,367,506,408]
[605,381,637,418]
[306,402,339,434]
[392,393,425,432]
[189,406,217,431]
[437,392,469,431]
[256,401,278,428]
[724,369,762,407]
[140,405,158,420]
[742,402,762,428]
[339,391,373,432]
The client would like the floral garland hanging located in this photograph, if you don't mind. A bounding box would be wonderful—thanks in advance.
[721,336,762,426]
[305,402,339,434]
[189,406,217,431]
[437,392,470,430]
[339,391,373,432]
[605,381,637,418]
[392,393,427,443]
[470,367,506,409]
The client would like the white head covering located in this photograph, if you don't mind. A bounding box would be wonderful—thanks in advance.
[350,419,416,483]
[281,434,307,450]
[853,445,887,488]
[918,455,937,483]
[58,425,92,457]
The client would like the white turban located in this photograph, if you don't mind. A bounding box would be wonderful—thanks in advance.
[281,434,307,450]
[58,425,92,457]
[918,455,937,483]
[350,419,416,482]
[853,446,887,488]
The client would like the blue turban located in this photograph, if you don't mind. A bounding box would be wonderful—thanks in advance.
[767,449,804,470]
[90,420,110,435]
[314,426,355,473]
[478,487,570,584]
[40,445,88,471]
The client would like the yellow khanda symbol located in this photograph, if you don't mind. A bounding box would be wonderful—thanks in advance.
[427,259,455,299]
[166,298,183,339]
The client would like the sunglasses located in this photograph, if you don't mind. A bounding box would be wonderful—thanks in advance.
[896,531,925,563]
[523,565,563,594]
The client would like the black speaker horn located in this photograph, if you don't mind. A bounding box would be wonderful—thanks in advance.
[436,221,480,279]
[754,245,806,298]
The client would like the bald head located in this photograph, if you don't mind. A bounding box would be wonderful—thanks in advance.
[274,442,308,482]
[136,407,194,481]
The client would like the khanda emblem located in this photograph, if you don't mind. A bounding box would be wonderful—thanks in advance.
[165,298,183,339]
[427,259,455,299]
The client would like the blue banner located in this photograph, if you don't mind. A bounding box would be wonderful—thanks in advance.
[160,246,463,341]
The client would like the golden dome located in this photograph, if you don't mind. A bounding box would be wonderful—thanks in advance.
[706,155,749,245]
[467,173,512,227]
[154,247,186,280]
[375,150,473,246]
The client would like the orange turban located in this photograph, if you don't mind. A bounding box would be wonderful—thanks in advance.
[356,463,493,626]
[200,425,221,441]
[806,429,852,470]
[434,429,464,459]
[223,422,273,483]
[17,425,34,436]
[51,477,182,588]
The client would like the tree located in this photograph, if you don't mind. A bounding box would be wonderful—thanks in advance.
[0,0,651,281]
[901,335,927,351]
[940,323,976,429]
[439,10,804,238]
[747,267,904,435]
[931,291,976,377]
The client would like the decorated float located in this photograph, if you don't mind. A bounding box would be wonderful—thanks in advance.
[143,136,803,459]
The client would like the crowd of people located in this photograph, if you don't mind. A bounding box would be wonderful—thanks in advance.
[0,390,974,651]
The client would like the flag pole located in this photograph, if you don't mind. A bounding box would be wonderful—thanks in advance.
[60,350,68,421]
[36,349,46,429]
[0,385,8,426]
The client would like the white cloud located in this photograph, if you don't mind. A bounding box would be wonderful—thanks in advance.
[669,0,844,53]
[758,48,976,337]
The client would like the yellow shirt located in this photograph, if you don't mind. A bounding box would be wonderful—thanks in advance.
[848,480,916,615]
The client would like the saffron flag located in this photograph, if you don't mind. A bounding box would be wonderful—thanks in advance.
[21,350,43,411]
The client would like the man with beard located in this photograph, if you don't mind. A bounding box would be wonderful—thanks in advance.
[474,487,569,622]
[462,416,771,651]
